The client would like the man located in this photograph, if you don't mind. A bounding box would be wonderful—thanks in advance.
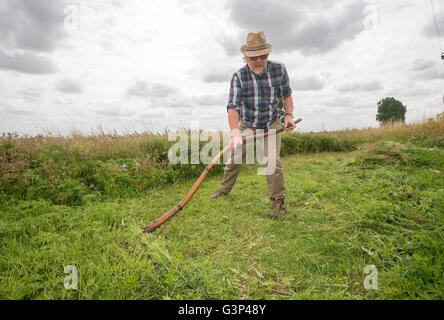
[211,31,296,219]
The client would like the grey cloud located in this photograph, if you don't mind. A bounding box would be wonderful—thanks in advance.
[193,94,227,106]
[138,109,166,119]
[336,80,383,92]
[321,96,355,108]
[55,97,73,105]
[88,101,134,118]
[126,80,150,97]
[223,0,367,56]
[111,0,124,8]
[401,86,431,97]
[127,80,177,98]
[56,78,82,93]
[423,10,444,38]
[150,83,178,98]
[95,109,125,117]
[411,59,444,80]
[353,104,375,111]
[202,70,231,83]
[218,36,242,57]
[221,0,298,55]
[420,68,444,80]
[165,100,194,109]
[0,0,67,52]
[0,51,57,74]
[18,86,42,101]
[292,75,326,91]
[410,59,435,72]
[0,102,38,116]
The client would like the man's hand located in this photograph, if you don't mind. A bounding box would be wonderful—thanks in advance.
[230,128,243,150]
[284,115,296,131]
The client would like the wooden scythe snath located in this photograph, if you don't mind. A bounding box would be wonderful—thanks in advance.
[143,118,302,233]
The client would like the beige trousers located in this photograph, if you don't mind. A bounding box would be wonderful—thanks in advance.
[219,119,286,200]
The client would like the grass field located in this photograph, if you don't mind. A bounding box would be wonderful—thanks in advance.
[0,117,443,299]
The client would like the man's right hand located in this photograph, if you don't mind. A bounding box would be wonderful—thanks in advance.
[230,129,243,150]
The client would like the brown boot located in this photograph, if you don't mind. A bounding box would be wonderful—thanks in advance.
[211,189,228,199]
[269,198,287,219]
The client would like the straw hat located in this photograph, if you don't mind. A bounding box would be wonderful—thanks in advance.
[241,31,272,57]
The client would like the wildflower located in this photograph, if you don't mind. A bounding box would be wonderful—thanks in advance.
[58,140,62,144]
[9,163,12,167]
[135,162,139,166]
[120,164,127,168]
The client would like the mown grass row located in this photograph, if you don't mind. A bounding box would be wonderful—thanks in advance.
[0,132,355,206]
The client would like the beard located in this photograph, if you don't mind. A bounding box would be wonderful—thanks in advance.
[249,62,267,75]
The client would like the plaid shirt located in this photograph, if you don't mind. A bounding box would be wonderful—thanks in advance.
[227,60,292,130]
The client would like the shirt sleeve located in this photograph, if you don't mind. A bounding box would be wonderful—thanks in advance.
[280,64,292,99]
[227,73,241,113]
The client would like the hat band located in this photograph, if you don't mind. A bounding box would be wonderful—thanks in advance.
[245,45,268,51]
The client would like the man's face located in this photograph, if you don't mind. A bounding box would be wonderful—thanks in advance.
[246,54,268,75]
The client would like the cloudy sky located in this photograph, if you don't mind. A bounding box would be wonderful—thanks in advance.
[0,0,443,136]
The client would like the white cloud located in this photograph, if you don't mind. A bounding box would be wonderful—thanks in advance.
[336,79,384,92]
[126,79,177,98]
[0,0,443,136]
[193,94,227,106]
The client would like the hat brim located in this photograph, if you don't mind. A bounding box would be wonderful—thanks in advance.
[241,44,272,57]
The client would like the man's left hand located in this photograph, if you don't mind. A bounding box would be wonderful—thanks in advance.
[284,115,296,131]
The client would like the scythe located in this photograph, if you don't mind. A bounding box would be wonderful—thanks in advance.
[143,118,302,233]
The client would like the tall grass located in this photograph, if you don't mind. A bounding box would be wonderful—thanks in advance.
[325,112,444,147]
[0,130,355,206]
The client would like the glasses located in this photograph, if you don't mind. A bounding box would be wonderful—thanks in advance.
[247,54,269,61]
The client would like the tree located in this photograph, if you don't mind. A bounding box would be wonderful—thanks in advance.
[376,97,407,124]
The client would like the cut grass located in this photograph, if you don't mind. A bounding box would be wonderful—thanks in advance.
[1,141,442,299]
